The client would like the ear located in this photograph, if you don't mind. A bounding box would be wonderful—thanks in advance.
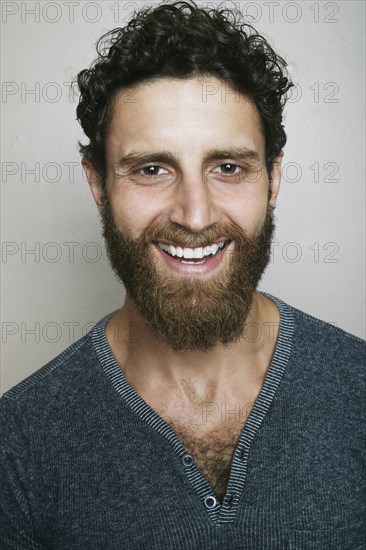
[81,157,105,214]
[269,149,284,208]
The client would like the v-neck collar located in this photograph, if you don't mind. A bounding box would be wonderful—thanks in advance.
[91,291,294,524]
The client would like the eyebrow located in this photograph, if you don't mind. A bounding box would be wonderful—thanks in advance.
[117,147,261,169]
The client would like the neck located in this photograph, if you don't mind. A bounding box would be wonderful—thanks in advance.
[105,291,279,404]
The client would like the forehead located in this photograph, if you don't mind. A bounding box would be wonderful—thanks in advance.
[106,76,265,157]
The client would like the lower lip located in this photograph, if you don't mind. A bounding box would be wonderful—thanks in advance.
[152,241,233,276]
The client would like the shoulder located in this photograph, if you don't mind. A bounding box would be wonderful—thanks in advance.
[290,303,366,360]
[291,305,365,390]
[263,291,365,355]
[0,311,114,438]
[1,330,93,404]
[262,291,365,388]
[262,293,365,429]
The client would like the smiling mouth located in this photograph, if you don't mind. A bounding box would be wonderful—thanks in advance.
[154,240,231,264]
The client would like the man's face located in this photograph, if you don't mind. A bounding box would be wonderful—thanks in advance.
[94,76,280,352]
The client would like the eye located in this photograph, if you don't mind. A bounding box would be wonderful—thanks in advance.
[221,163,240,174]
[212,163,246,180]
[134,165,169,178]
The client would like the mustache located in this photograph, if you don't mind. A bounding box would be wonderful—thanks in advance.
[139,219,257,249]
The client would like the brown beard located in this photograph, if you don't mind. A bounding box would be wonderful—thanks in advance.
[100,199,275,353]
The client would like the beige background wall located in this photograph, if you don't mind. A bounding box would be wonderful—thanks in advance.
[1,0,365,394]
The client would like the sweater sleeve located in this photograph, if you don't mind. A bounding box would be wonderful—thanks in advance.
[0,399,48,550]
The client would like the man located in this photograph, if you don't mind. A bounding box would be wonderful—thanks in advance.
[1,1,365,548]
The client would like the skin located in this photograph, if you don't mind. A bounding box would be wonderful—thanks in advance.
[82,76,283,429]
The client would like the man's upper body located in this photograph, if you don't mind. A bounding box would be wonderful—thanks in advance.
[1,292,365,549]
[1,1,365,548]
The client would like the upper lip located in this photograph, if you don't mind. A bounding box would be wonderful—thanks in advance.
[154,239,230,248]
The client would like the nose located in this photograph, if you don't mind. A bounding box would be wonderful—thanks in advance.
[169,173,218,234]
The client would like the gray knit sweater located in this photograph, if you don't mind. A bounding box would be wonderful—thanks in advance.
[1,292,365,549]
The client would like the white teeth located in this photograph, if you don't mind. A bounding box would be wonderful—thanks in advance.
[181,259,206,264]
[183,247,194,259]
[204,244,219,256]
[158,241,225,260]
[168,245,176,257]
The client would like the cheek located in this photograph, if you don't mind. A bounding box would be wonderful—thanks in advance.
[227,189,269,234]
[109,189,162,238]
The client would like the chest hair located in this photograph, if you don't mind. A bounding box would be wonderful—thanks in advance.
[167,411,253,503]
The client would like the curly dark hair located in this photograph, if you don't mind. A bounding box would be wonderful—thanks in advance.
[76,0,293,190]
